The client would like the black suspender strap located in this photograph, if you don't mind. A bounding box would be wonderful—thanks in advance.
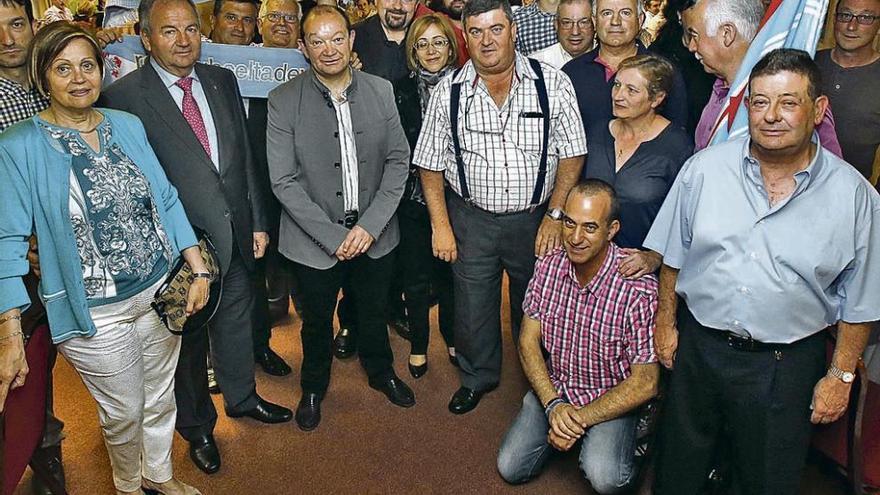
[449,67,472,202]
[527,57,550,208]
[448,61,551,208]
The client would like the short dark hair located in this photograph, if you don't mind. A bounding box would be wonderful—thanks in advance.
[301,4,351,37]
[0,0,32,22]
[139,0,200,34]
[749,48,823,100]
[462,0,514,28]
[28,22,104,98]
[567,179,620,224]
[213,0,258,17]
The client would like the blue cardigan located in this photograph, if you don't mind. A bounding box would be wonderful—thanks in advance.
[0,108,198,343]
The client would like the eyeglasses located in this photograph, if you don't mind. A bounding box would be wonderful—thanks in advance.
[414,38,450,51]
[835,11,879,24]
[558,18,592,30]
[264,12,298,23]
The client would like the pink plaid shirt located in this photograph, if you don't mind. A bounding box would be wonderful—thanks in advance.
[523,244,659,407]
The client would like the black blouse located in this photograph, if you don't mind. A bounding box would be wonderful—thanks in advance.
[583,122,693,249]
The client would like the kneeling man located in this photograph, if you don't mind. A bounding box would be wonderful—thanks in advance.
[497,180,659,494]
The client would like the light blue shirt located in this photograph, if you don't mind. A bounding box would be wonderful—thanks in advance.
[644,136,880,343]
[150,58,220,170]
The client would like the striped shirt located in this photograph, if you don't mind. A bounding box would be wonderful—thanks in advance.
[413,53,587,213]
[523,244,658,407]
[330,92,359,212]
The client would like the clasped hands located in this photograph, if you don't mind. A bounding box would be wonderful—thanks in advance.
[335,225,374,261]
[547,403,589,452]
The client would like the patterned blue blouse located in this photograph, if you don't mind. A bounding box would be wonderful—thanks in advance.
[36,116,171,306]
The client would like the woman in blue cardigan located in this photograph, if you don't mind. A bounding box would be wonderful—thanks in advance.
[0,23,207,495]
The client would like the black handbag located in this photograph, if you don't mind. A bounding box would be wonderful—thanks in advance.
[151,230,223,335]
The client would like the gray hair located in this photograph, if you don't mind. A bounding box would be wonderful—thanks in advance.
[592,0,643,18]
[693,0,763,41]
[139,0,200,34]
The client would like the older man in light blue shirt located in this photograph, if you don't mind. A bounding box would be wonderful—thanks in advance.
[644,49,880,495]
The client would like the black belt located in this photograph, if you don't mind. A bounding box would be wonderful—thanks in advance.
[449,190,546,217]
[715,330,784,352]
[343,210,359,228]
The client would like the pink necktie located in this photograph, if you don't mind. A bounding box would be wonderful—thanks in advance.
[175,77,211,157]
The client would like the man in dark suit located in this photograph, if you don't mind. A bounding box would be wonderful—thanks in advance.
[99,0,292,475]
[242,0,303,377]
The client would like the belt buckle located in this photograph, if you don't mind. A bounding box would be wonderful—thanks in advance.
[727,332,754,351]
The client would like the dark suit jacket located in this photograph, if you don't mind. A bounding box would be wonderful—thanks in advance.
[245,97,281,234]
[99,61,268,273]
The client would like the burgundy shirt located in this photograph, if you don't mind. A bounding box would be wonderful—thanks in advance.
[523,244,658,407]
[695,78,844,158]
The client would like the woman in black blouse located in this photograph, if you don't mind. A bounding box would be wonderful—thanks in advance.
[583,54,693,278]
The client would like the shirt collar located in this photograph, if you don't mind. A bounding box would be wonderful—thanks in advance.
[564,243,619,294]
[0,76,27,91]
[712,77,729,98]
[150,57,198,89]
[309,67,357,100]
[741,132,826,192]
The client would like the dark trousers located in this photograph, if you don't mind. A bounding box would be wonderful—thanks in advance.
[446,192,543,390]
[175,248,259,441]
[251,237,292,354]
[291,252,396,394]
[654,303,826,495]
[398,199,454,355]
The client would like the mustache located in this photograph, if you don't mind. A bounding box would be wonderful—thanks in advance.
[385,8,407,15]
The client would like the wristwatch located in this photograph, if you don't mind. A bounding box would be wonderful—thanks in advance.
[827,365,855,384]
[546,208,564,221]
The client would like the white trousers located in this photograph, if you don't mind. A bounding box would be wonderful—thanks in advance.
[58,278,180,492]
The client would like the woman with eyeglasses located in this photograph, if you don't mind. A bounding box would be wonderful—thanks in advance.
[395,13,460,378]
[583,54,692,279]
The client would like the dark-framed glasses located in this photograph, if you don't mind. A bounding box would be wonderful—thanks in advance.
[558,18,592,30]
[835,11,879,24]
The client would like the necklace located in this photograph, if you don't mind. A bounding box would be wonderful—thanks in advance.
[46,108,102,134]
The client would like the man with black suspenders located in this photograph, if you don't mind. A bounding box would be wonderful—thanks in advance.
[413,0,586,414]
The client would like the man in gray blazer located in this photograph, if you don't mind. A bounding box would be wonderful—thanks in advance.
[267,4,412,431]
[99,0,292,474]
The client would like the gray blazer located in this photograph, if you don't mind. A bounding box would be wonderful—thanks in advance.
[267,69,410,269]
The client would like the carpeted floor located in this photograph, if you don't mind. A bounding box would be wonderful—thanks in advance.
[15,291,851,495]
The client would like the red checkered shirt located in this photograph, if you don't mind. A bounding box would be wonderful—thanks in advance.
[523,244,659,407]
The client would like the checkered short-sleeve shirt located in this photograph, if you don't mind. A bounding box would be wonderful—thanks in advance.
[513,3,558,55]
[0,78,49,133]
[523,245,659,407]
[412,54,587,213]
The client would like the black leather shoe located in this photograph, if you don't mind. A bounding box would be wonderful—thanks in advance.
[295,392,323,431]
[369,375,415,407]
[227,397,293,423]
[333,327,357,359]
[30,444,66,495]
[188,434,221,474]
[388,318,411,340]
[408,361,428,379]
[255,348,292,376]
[448,386,495,415]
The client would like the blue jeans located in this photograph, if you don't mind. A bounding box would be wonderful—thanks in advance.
[497,391,638,494]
